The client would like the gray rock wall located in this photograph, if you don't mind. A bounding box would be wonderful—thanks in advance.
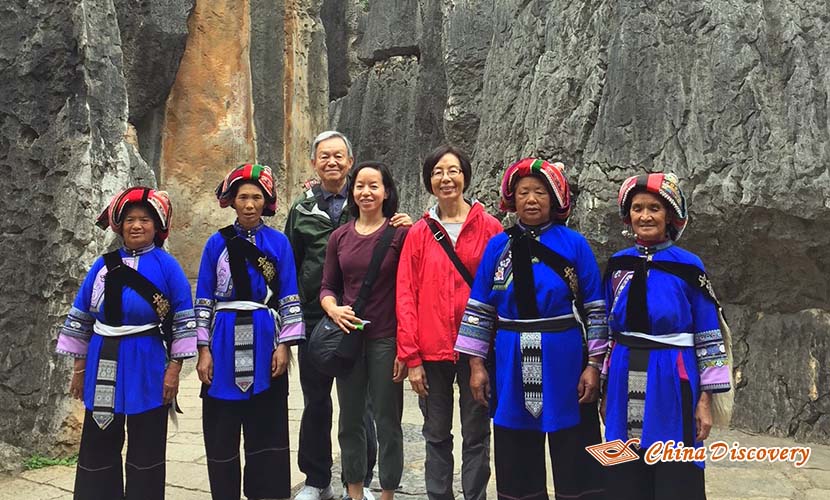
[326,0,830,442]
[4,0,830,466]
[116,0,194,176]
[326,0,493,216]
[251,0,286,174]
[0,0,155,469]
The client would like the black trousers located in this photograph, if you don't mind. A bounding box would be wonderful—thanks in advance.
[298,324,377,488]
[203,374,291,500]
[74,405,168,500]
[494,403,607,500]
[606,382,706,500]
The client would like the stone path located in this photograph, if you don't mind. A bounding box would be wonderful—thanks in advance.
[2,364,830,499]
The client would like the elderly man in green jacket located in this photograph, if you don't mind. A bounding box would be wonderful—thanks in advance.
[285,131,409,500]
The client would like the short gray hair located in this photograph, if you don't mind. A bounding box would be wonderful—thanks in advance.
[310,130,354,160]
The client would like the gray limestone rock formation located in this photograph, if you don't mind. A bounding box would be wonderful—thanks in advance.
[326,0,830,442]
[330,55,429,213]
[4,0,830,470]
[0,0,155,469]
[115,0,194,175]
[251,0,286,173]
[326,0,493,217]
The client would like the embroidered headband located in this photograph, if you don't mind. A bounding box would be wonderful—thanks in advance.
[215,163,277,216]
[499,158,571,221]
[96,187,172,243]
[618,172,688,241]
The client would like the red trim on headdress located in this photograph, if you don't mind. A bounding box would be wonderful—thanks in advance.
[618,172,688,241]
[499,158,572,221]
[96,186,172,243]
[215,163,277,216]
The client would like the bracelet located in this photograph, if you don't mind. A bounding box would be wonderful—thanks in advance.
[169,358,183,365]
[73,368,85,374]
[586,360,602,371]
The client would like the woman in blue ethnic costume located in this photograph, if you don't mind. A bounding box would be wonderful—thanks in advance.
[56,187,197,500]
[602,173,731,500]
[454,158,608,500]
[195,163,305,500]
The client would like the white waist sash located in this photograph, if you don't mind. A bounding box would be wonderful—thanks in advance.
[618,331,694,347]
[94,321,160,337]
[215,301,269,312]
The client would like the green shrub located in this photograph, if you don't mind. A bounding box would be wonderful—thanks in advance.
[23,454,78,470]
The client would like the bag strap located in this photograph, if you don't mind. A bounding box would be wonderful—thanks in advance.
[505,225,584,315]
[219,226,254,301]
[425,218,474,288]
[652,260,721,307]
[605,254,727,338]
[219,225,281,309]
[352,224,397,316]
[102,250,174,350]
[103,251,125,325]
[605,255,721,308]
[506,226,538,318]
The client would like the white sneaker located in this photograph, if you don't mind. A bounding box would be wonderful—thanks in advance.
[341,487,374,500]
[295,485,335,500]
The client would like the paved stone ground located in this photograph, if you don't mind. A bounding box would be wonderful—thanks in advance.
[2,363,829,499]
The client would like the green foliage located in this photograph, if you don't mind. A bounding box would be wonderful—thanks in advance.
[23,454,78,470]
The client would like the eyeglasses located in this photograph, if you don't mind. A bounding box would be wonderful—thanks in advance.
[431,168,463,178]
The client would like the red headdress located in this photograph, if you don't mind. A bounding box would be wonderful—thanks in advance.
[618,172,688,241]
[96,187,172,245]
[499,158,572,221]
[215,163,277,216]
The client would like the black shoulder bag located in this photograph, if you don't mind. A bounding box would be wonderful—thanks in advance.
[307,224,397,377]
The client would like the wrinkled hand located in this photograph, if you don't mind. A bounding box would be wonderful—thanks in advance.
[69,359,85,400]
[272,344,289,377]
[696,392,713,441]
[70,372,84,400]
[393,358,408,383]
[328,304,361,333]
[577,366,600,404]
[163,363,181,405]
[390,212,413,227]
[408,365,429,396]
[469,358,490,407]
[197,347,214,385]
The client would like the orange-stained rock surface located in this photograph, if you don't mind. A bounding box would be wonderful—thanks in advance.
[160,0,328,276]
[160,0,257,274]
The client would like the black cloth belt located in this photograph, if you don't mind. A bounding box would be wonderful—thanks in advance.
[498,316,579,333]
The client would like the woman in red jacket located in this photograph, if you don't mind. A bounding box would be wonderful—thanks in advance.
[397,145,503,500]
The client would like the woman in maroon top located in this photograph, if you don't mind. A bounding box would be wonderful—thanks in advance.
[320,161,409,500]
